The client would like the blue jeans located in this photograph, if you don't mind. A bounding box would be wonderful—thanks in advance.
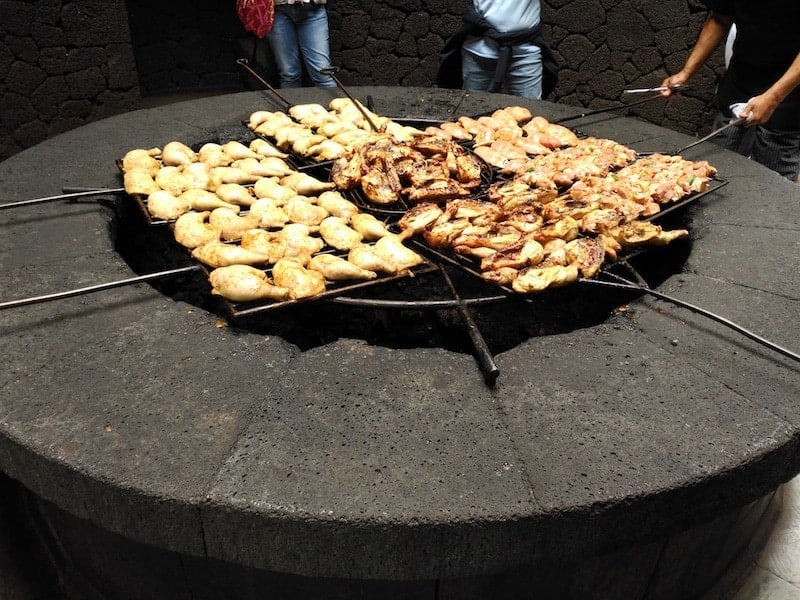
[267,4,336,88]
[461,47,543,100]
[711,111,800,181]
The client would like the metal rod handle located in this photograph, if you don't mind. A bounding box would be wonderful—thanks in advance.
[583,277,800,364]
[554,94,664,124]
[673,117,746,155]
[0,188,125,210]
[0,266,202,310]
[319,66,381,133]
[437,264,500,386]
[236,58,293,110]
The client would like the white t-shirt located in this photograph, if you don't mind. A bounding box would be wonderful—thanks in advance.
[464,0,541,59]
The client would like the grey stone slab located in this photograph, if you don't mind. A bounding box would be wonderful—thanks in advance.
[203,342,537,579]
[629,274,800,424]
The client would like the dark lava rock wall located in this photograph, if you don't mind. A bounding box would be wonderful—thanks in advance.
[1,0,725,162]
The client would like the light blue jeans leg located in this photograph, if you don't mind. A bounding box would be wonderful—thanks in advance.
[268,8,303,88]
[461,49,496,93]
[295,6,336,88]
[461,47,543,99]
[506,48,542,100]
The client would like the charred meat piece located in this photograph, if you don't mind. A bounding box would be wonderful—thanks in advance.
[565,237,605,278]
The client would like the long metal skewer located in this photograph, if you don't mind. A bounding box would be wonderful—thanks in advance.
[672,117,746,155]
[554,94,665,124]
[583,275,800,364]
[0,187,125,210]
[236,58,293,110]
[0,266,202,310]
[436,264,500,386]
[319,66,380,132]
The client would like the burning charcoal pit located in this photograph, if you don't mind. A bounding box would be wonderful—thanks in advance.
[112,188,683,355]
[1,87,798,600]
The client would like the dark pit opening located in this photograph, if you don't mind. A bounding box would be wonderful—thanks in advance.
[110,189,692,356]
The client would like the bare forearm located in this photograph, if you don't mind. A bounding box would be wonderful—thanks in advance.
[742,53,800,125]
[662,12,732,92]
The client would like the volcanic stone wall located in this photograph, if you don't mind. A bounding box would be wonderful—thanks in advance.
[0,0,724,163]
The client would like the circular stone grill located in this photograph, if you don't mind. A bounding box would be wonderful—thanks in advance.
[1,87,799,598]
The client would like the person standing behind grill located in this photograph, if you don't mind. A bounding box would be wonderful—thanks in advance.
[267,0,336,88]
[458,0,557,100]
[660,0,800,181]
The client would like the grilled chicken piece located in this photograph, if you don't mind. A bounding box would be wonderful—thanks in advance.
[361,160,402,205]
[397,202,444,234]
[249,138,289,159]
[454,151,483,185]
[253,177,296,204]
[214,183,255,207]
[443,199,502,224]
[292,134,328,157]
[565,237,605,278]
[272,257,327,299]
[220,140,260,161]
[184,162,214,191]
[348,245,397,274]
[253,112,294,137]
[181,189,241,212]
[281,172,336,195]
[232,157,294,178]
[285,196,329,226]
[481,266,519,286]
[318,120,359,138]
[240,229,289,264]
[316,190,360,219]
[124,169,160,196]
[319,216,363,250]
[501,205,544,233]
[541,239,568,266]
[532,216,579,244]
[208,264,290,303]
[540,196,601,221]
[308,139,347,160]
[278,223,325,257]
[471,145,510,169]
[522,116,580,147]
[405,179,472,204]
[349,213,391,240]
[248,198,290,229]
[173,211,221,248]
[494,106,533,123]
[192,241,271,268]
[122,148,161,176]
[155,166,193,195]
[161,141,196,166]
[330,153,364,190]
[512,264,580,293]
[373,234,425,273]
[422,217,471,248]
[480,239,544,272]
[209,166,259,186]
[289,103,333,127]
[579,208,626,234]
[307,253,377,281]
[438,121,472,141]
[607,222,689,246]
[597,233,622,261]
[273,124,314,151]
[209,207,261,242]
[453,224,522,252]
[146,190,191,221]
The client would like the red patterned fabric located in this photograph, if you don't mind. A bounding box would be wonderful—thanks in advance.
[236,0,275,38]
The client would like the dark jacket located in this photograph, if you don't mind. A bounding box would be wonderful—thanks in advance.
[437,8,558,98]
